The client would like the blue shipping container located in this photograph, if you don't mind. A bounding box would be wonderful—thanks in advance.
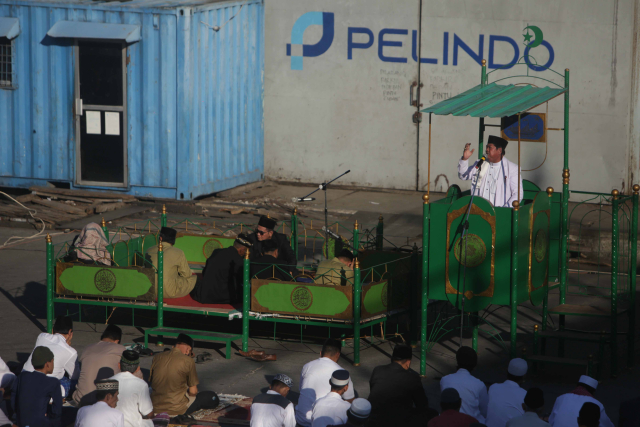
[0,0,264,199]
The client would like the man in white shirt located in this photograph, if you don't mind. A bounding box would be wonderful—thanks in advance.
[111,350,153,427]
[486,358,528,427]
[549,375,613,427]
[295,339,355,426]
[250,374,296,427]
[76,379,124,427]
[23,315,78,398]
[440,346,488,423]
[0,356,15,426]
[506,388,549,427]
[311,370,352,427]
[458,136,523,208]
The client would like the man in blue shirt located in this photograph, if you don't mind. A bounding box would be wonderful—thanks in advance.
[12,346,62,427]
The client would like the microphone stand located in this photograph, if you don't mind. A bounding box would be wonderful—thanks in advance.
[296,170,351,251]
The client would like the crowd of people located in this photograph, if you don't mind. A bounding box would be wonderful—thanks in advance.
[0,321,621,427]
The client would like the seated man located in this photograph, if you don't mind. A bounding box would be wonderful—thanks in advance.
[311,370,352,427]
[248,216,297,267]
[428,388,478,427]
[75,379,124,427]
[251,239,295,281]
[12,346,62,427]
[147,227,197,299]
[23,315,78,398]
[250,374,296,427]
[149,333,219,416]
[191,234,252,304]
[111,350,153,427]
[0,356,16,426]
[314,250,354,287]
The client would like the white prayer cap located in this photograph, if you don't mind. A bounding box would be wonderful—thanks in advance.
[330,369,350,387]
[508,358,528,376]
[348,398,372,419]
[579,375,598,389]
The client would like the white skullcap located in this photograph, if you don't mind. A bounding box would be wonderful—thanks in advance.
[508,358,528,376]
[349,398,371,418]
[330,369,350,387]
[579,375,598,389]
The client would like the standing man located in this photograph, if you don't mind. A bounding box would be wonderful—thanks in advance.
[485,358,528,427]
[314,250,355,287]
[111,350,154,427]
[549,375,613,427]
[367,345,435,426]
[75,379,124,427]
[428,388,478,427]
[149,333,219,416]
[23,315,78,398]
[458,135,523,208]
[191,233,252,304]
[440,346,488,423]
[250,374,296,427]
[506,388,548,427]
[311,370,352,427]
[73,324,142,403]
[146,227,197,299]
[12,346,62,427]
[248,216,297,266]
[295,339,355,427]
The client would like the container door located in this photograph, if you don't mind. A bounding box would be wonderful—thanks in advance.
[74,41,127,187]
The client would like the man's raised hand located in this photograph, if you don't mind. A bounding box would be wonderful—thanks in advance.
[462,143,474,161]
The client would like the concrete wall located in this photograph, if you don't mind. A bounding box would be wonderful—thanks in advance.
[265,0,637,196]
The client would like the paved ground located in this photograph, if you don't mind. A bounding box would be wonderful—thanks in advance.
[1,183,640,425]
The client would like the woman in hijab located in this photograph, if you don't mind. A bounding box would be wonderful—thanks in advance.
[69,222,112,265]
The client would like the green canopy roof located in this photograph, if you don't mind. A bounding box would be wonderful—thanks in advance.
[420,83,566,118]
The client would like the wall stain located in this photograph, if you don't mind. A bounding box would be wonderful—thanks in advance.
[609,0,619,107]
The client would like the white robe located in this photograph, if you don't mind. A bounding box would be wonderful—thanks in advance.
[458,156,523,208]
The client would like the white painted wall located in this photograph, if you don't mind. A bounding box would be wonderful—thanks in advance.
[265,0,636,195]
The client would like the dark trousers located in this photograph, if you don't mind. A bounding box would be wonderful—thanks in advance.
[184,391,219,415]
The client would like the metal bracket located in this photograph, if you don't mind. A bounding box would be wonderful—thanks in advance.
[413,112,422,123]
[410,81,418,106]
[74,98,83,117]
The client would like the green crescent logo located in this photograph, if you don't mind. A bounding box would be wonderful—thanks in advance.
[523,25,544,49]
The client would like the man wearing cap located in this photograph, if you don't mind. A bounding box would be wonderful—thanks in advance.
[311,370,352,427]
[428,388,478,427]
[459,136,523,208]
[248,216,297,266]
[549,375,613,427]
[75,379,124,427]
[150,333,219,415]
[250,374,296,427]
[368,345,434,427]
[191,233,252,304]
[314,249,355,287]
[296,339,355,427]
[146,227,197,299]
[250,239,295,281]
[12,346,62,427]
[505,388,548,427]
[440,346,489,423]
[23,315,78,398]
[111,350,154,427]
[327,398,371,427]
[485,358,528,427]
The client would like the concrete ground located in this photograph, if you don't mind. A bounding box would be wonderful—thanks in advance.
[1,182,639,425]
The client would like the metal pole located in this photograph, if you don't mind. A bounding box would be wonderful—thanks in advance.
[559,69,570,350]
[101,217,109,241]
[479,59,486,158]
[611,189,619,377]
[242,249,251,352]
[420,194,430,376]
[510,201,520,358]
[376,216,384,251]
[353,259,362,366]
[46,234,54,333]
[292,208,299,260]
[353,221,360,255]
[161,204,167,228]
[157,240,164,346]
[629,184,639,367]
[410,244,419,346]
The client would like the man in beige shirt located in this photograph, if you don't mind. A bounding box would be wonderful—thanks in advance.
[146,227,197,299]
[73,324,142,404]
[314,249,355,287]
[149,333,218,416]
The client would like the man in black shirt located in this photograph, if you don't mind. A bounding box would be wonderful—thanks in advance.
[367,345,437,427]
[247,216,297,267]
[190,234,252,304]
[250,239,296,281]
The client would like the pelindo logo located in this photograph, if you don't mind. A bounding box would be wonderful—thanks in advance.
[286,12,335,70]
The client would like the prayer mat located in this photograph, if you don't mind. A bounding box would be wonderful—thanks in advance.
[190,394,252,425]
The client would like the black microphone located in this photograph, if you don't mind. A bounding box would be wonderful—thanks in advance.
[475,155,487,169]
[292,197,316,202]
[321,226,341,240]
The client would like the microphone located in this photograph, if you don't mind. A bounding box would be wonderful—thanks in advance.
[475,155,486,169]
[292,197,316,202]
[321,226,341,240]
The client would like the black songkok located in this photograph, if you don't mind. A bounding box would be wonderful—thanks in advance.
[258,216,277,230]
